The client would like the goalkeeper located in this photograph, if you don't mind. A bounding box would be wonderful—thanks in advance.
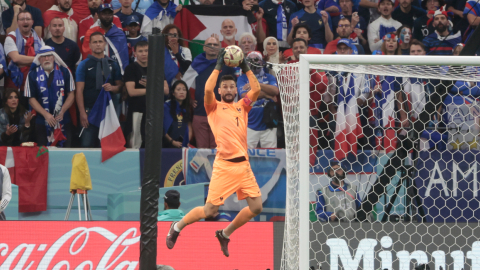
[166,49,263,257]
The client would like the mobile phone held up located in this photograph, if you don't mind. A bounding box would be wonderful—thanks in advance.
[252,4,259,12]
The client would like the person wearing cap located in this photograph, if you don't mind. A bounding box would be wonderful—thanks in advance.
[43,0,79,42]
[4,10,45,102]
[237,51,279,148]
[2,0,43,37]
[45,17,82,75]
[324,17,365,54]
[392,0,426,28]
[367,0,402,52]
[82,3,129,74]
[158,190,185,221]
[287,0,333,50]
[77,0,122,50]
[141,0,181,37]
[114,0,144,32]
[315,162,362,222]
[25,46,76,146]
[412,0,443,41]
[126,15,147,63]
[422,7,461,55]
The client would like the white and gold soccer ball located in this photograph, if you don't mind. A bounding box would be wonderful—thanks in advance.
[223,45,244,67]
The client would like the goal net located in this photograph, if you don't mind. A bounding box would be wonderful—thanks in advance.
[273,55,480,270]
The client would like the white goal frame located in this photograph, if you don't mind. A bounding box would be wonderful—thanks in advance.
[296,54,480,270]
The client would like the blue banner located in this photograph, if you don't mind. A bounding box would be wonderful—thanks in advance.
[415,150,480,222]
[140,148,184,187]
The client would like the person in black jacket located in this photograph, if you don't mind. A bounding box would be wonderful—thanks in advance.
[0,89,32,146]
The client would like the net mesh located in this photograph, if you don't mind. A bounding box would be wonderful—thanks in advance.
[273,61,480,270]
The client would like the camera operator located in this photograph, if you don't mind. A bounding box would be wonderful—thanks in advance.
[315,161,361,222]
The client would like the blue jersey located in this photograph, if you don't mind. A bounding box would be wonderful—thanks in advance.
[237,72,278,131]
[423,31,462,55]
[288,9,333,48]
[259,0,298,41]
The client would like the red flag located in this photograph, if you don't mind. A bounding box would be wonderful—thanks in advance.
[173,7,207,47]
[43,10,70,28]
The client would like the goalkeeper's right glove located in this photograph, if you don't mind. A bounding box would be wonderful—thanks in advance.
[238,56,251,74]
[215,49,226,71]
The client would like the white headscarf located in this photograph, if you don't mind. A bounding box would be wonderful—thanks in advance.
[263,37,279,64]
[32,46,70,70]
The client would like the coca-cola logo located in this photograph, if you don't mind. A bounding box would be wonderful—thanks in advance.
[0,222,274,270]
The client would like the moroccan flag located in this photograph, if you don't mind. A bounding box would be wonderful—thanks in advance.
[0,147,49,212]
[174,5,252,56]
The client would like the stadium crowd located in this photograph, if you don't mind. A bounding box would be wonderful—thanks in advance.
[0,0,476,150]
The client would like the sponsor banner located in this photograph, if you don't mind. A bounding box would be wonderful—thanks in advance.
[306,222,480,270]
[140,148,184,187]
[444,94,480,151]
[0,221,273,270]
[184,148,286,220]
[415,150,480,222]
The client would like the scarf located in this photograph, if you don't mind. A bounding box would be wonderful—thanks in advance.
[8,28,42,88]
[87,54,113,91]
[165,47,180,86]
[163,100,189,147]
[145,1,177,21]
[36,64,67,146]
[275,1,287,41]
[263,37,279,64]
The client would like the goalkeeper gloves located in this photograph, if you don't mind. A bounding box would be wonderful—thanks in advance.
[238,56,251,74]
[215,49,226,71]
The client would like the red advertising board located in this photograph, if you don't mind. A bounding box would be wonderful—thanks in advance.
[0,221,274,269]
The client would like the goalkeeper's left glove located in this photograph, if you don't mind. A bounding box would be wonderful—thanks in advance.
[215,49,226,71]
[238,56,251,74]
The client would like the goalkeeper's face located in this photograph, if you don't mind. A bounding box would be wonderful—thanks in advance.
[220,80,237,103]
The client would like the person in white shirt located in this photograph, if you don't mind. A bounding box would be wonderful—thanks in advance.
[0,164,12,220]
[367,0,402,52]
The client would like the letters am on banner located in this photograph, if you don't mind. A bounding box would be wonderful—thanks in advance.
[414,150,480,222]
[183,148,286,220]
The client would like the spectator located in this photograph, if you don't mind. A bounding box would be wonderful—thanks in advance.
[287,0,333,50]
[244,0,268,50]
[114,0,144,32]
[0,163,12,220]
[380,32,398,54]
[0,89,32,146]
[317,0,341,15]
[158,190,185,221]
[409,37,426,55]
[367,0,402,52]
[25,46,75,146]
[422,8,461,55]
[219,19,238,48]
[392,0,426,28]
[448,0,467,32]
[396,25,412,54]
[164,80,191,148]
[125,15,147,63]
[45,17,82,74]
[315,162,361,222]
[452,42,464,56]
[156,265,175,270]
[2,0,43,37]
[412,0,443,42]
[4,10,45,102]
[333,0,367,42]
[141,0,181,36]
[43,0,79,42]
[78,0,122,48]
[283,23,322,61]
[259,0,298,48]
[82,4,129,73]
[238,51,279,148]
[76,32,123,147]
[239,32,257,55]
[162,24,192,83]
[463,0,480,43]
[111,0,154,15]
[184,36,236,148]
[263,37,285,76]
[0,43,6,80]
[324,17,365,54]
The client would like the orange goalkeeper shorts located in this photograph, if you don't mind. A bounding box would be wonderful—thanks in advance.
[206,158,261,206]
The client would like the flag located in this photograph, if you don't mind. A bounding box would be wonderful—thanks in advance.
[0,147,48,212]
[174,5,252,47]
[374,75,398,154]
[88,88,126,162]
[182,52,216,96]
[334,73,364,161]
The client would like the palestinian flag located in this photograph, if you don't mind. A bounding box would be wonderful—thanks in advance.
[174,5,252,57]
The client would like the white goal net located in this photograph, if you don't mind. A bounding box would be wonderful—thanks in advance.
[273,55,480,270]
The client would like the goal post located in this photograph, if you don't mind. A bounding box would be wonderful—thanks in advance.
[276,54,480,270]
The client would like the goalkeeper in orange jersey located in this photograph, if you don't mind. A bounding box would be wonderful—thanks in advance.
[165,49,263,257]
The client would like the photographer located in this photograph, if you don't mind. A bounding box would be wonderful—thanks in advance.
[315,162,361,222]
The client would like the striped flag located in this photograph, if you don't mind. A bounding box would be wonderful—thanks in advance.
[88,88,126,162]
[374,75,398,153]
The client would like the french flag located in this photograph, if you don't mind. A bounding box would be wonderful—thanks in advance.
[334,73,363,161]
[88,88,126,162]
[374,76,397,154]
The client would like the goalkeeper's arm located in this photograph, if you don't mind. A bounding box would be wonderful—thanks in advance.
[205,70,220,105]
[244,70,261,103]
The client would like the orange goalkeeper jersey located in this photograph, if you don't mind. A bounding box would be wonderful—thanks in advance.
[204,70,260,161]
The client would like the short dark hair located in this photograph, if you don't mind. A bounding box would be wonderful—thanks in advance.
[219,75,236,85]
[410,39,426,51]
[17,10,32,21]
[89,32,106,42]
[292,38,308,47]
[164,190,180,209]
[338,17,350,26]
[134,40,148,51]
[292,23,311,39]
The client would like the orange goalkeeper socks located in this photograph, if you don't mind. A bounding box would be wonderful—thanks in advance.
[231,207,256,229]
[183,206,207,225]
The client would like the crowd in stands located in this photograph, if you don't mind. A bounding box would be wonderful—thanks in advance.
[0,0,476,149]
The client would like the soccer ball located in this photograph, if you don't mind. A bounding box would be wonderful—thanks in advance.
[223,45,244,67]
